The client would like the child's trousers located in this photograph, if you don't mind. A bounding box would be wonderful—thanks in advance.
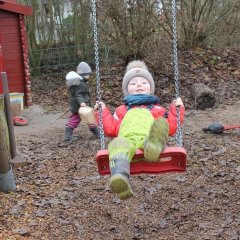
[66,112,98,131]
[66,113,80,129]
[108,108,169,199]
[108,108,154,162]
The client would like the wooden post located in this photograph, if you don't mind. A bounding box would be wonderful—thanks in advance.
[0,94,11,174]
[0,94,16,192]
[1,72,26,168]
[1,72,17,158]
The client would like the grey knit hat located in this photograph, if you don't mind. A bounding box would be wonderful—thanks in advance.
[122,60,155,96]
[76,62,92,76]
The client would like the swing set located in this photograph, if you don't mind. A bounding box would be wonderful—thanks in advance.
[91,0,187,175]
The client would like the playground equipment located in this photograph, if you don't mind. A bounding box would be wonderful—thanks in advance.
[202,122,240,134]
[0,72,16,192]
[91,0,187,175]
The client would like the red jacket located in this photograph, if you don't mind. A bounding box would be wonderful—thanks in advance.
[97,104,185,138]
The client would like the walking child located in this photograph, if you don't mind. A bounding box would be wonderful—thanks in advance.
[94,60,185,200]
[65,62,99,141]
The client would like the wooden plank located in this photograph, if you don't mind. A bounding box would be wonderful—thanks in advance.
[2,33,20,43]
[1,43,21,51]
[0,2,33,15]
[1,26,19,34]
[1,61,23,72]
[2,51,21,57]
[0,95,11,174]
[0,16,18,24]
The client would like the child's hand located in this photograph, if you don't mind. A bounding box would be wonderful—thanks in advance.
[173,97,184,107]
[80,103,87,107]
[94,101,106,110]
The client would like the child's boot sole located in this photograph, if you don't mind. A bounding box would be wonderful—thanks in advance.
[109,174,133,200]
[144,118,169,162]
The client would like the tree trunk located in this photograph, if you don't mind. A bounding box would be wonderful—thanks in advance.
[191,83,216,110]
[0,95,11,174]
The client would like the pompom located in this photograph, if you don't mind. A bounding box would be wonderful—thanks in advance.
[125,60,148,73]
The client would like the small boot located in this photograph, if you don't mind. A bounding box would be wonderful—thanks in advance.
[64,127,77,142]
[144,117,169,162]
[109,153,133,200]
[89,126,100,138]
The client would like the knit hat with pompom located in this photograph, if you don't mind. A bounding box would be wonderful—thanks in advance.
[122,60,155,96]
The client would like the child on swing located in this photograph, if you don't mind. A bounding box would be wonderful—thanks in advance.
[94,60,185,200]
[65,61,100,141]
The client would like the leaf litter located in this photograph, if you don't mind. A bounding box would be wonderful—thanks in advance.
[0,48,240,239]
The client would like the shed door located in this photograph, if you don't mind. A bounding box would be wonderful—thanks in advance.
[0,11,25,95]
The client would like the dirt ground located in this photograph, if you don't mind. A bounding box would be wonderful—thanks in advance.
[0,99,239,240]
[1,47,240,239]
[13,105,67,137]
[14,101,240,139]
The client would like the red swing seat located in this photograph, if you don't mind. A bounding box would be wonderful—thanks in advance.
[96,146,187,175]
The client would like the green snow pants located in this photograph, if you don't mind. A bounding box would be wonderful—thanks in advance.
[108,108,154,162]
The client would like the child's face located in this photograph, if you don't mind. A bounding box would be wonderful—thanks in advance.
[127,77,151,95]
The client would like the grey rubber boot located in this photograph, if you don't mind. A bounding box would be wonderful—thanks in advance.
[109,153,133,200]
[144,117,169,162]
[64,127,77,142]
[89,126,100,138]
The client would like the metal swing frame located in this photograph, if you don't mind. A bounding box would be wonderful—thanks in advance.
[91,0,187,175]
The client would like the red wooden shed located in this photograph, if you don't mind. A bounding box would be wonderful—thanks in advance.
[0,0,32,106]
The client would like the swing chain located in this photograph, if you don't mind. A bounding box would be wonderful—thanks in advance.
[171,0,183,147]
[92,0,105,150]
[92,0,182,148]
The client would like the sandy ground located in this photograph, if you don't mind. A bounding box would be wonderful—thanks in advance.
[183,100,240,133]
[14,101,240,139]
[14,105,68,138]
